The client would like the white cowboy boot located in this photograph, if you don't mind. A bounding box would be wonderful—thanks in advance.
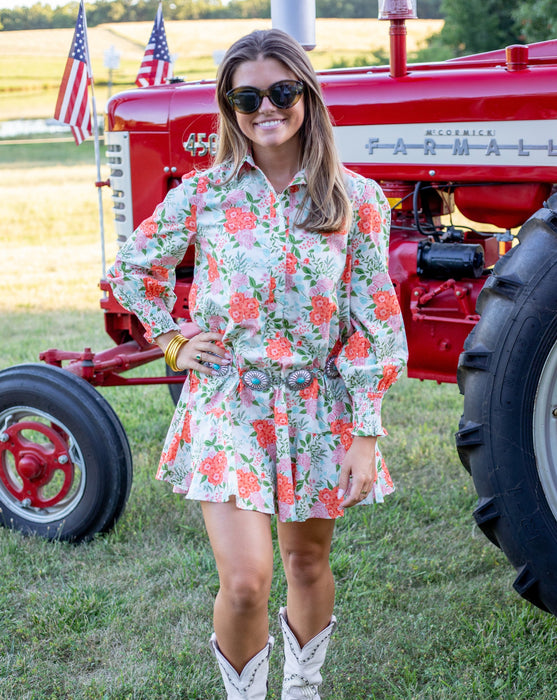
[279,607,337,699]
[210,633,275,699]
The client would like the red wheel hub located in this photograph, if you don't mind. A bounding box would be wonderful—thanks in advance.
[0,421,74,508]
[17,452,45,480]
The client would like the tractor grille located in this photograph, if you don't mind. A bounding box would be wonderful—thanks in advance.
[105,131,133,245]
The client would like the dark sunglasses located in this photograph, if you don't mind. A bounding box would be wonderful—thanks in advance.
[226,80,305,114]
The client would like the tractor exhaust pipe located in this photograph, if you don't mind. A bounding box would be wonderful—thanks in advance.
[379,0,418,78]
[271,0,316,51]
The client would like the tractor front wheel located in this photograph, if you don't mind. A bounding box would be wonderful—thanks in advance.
[0,364,132,541]
[457,198,557,615]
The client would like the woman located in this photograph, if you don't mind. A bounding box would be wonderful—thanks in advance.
[108,28,407,699]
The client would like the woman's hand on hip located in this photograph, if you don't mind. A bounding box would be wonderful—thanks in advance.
[159,331,232,376]
[338,435,377,508]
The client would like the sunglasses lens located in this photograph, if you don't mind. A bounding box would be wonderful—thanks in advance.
[227,81,304,114]
[270,82,302,109]
[229,89,260,114]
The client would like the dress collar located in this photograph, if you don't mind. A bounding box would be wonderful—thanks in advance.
[238,152,307,188]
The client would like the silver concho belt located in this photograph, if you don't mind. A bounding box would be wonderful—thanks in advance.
[203,356,340,391]
[241,356,340,392]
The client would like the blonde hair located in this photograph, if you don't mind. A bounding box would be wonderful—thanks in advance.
[214,29,351,233]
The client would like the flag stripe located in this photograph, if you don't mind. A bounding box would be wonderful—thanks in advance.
[70,69,89,124]
[54,59,79,121]
[53,0,92,146]
[135,3,173,88]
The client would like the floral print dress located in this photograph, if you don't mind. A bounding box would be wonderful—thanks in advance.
[107,154,408,522]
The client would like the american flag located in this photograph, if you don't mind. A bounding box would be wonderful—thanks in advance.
[54,0,92,145]
[136,3,173,87]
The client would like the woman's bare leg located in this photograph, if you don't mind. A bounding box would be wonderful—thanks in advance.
[277,518,336,645]
[201,498,274,672]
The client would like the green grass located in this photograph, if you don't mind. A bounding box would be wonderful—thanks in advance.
[0,137,100,167]
[1,139,557,699]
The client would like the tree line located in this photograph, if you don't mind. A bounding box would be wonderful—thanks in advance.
[1,0,444,32]
[1,0,555,56]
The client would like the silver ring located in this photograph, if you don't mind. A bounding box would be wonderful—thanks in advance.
[195,352,202,362]
[206,362,230,377]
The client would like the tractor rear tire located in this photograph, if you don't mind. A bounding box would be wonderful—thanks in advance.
[165,365,187,405]
[0,364,132,542]
[456,201,557,615]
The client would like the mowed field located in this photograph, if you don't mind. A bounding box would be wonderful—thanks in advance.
[0,18,443,120]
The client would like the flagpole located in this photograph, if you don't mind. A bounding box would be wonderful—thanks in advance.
[82,0,107,280]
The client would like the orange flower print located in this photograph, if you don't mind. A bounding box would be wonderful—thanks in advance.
[241,211,257,229]
[237,470,261,498]
[269,192,277,218]
[181,411,192,443]
[189,373,200,394]
[381,458,394,489]
[207,254,219,282]
[265,335,293,359]
[274,410,288,426]
[277,473,295,505]
[143,277,166,300]
[224,207,257,233]
[330,419,347,435]
[268,276,276,304]
[286,252,297,274]
[318,486,343,517]
[229,292,260,323]
[197,176,209,193]
[162,432,181,463]
[150,264,169,280]
[341,254,352,284]
[357,203,382,235]
[189,282,198,310]
[377,364,399,393]
[300,378,318,400]
[309,295,335,326]
[184,204,197,232]
[199,451,227,485]
[344,333,371,360]
[140,217,158,239]
[253,420,276,448]
[372,291,400,321]
[330,419,354,451]
[340,430,353,451]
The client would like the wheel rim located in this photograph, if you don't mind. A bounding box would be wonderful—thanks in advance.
[533,339,557,521]
[0,405,86,523]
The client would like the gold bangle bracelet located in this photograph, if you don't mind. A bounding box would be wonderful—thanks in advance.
[164,334,188,373]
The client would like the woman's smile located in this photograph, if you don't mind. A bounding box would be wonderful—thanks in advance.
[254,118,287,129]
[231,57,305,159]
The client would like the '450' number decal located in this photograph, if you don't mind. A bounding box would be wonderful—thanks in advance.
[183,132,218,157]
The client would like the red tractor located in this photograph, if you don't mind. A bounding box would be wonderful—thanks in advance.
[2,2,557,616]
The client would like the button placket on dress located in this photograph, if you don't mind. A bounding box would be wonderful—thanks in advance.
[266,187,289,373]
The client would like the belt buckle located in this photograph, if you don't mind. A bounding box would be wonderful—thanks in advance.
[242,359,337,392]
[324,356,340,379]
[243,369,271,391]
[286,369,313,391]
